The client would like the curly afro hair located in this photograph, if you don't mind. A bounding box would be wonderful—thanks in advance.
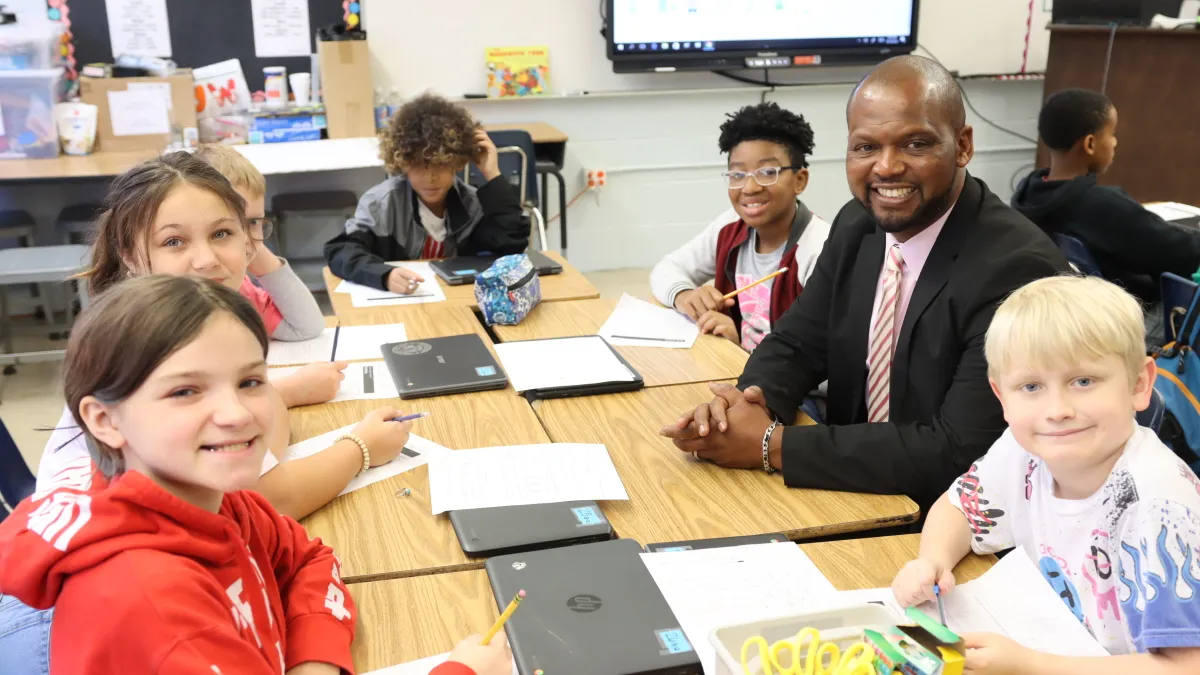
[379,92,480,174]
[1038,88,1113,152]
[718,102,815,169]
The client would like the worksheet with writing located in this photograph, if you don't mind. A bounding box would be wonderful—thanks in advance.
[269,360,398,402]
[334,261,447,306]
[599,293,699,349]
[284,424,449,496]
[266,324,407,366]
[428,443,628,514]
[640,543,840,674]
[493,336,637,392]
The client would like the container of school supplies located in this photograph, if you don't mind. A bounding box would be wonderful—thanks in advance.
[0,68,62,159]
[263,66,288,110]
[710,603,898,675]
[0,21,62,71]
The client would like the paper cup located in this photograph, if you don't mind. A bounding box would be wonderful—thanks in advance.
[54,102,98,156]
[289,72,311,106]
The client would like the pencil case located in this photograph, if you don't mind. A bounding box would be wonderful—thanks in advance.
[475,253,542,326]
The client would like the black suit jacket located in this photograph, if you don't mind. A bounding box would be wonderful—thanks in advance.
[738,174,1071,509]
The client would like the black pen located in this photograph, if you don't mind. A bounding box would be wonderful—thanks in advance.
[610,335,687,343]
[329,325,341,361]
[367,293,434,301]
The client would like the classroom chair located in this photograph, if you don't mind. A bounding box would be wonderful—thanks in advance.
[55,203,103,245]
[0,209,55,328]
[270,191,358,261]
[0,244,90,383]
[464,130,550,252]
[1049,233,1102,277]
[0,417,35,511]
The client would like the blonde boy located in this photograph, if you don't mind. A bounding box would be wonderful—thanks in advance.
[892,276,1200,672]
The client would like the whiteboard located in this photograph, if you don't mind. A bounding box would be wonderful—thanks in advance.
[362,0,1052,97]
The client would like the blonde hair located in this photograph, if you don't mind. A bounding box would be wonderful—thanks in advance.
[193,144,267,196]
[985,275,1146,382]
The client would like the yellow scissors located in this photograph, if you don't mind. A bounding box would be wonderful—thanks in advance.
[741,627,875,675]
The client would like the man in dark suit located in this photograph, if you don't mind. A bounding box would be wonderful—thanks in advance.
[660,55,1071,510]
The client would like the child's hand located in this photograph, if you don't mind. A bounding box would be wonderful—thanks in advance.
[697,310,739,344]
[674,287,733,321]
[891,557,956,608]
[352,408,413,467]
[472,128,501,182]
[274,361,348,407]
[961,632,1035,674]
[449,632,513,675]
[246,237,282,277]
[387,267,425,294]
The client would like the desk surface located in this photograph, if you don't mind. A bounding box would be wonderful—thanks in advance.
[483,122,568,144]
[0,149,160,181]
[533,382,919,544]
[348,534,995,671]
[323,251,600,319]
[491,298,749,387]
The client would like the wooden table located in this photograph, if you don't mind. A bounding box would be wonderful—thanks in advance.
[323,252,600,320]
[484,122,567,145]
[532,382,919,545]
[348,534,996,671]
[491,298,749,387]
[0,149,160,182]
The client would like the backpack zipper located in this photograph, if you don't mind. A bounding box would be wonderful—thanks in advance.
[506,267,538,291]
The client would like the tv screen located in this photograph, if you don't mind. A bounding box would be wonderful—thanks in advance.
[607,0,920,73]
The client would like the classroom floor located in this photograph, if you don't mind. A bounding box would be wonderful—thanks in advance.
[3,267,653,473]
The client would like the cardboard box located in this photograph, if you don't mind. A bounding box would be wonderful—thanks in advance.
[317,39,374,139]
[79,69,198,152]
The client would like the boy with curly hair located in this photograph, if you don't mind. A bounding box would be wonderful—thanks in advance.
[650,102,831,352]
[324,93,528,293]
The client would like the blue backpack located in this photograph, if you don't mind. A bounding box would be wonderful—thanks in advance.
[1153,287,1200,474]
[474,254,542,326]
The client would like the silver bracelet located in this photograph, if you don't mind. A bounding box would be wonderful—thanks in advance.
[762,421,779,474]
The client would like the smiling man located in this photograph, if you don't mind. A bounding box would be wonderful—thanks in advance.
[660,55,1072,510]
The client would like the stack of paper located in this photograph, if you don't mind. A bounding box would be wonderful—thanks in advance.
[493,336,637,393]
[599,294,700,349]
[1146,202,1200,223]
[428,443,629,514]
[333,261,447,307]
[639,543,840,674]
[363,653,516,675]
[266,324,407,366]
[285,423,450,496]
[269,360,399,402]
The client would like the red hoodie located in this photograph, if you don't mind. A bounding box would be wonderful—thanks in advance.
[0,462,476,675]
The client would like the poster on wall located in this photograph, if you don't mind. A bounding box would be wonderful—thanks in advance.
[105,0,174,58]
[251,0,313,58]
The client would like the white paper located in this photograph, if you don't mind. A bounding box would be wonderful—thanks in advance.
[251,0,313,57]
[127,82,173,111]
[106,0,173,58]
[266,324,407,366]
[106,89,170,136]
[640,543,840,674]
[335,262,447,307]
[363,652,516,675]
[599,294,700,349]
[270,360,398,402]
[285,424,450,496]
[428,443,628,514]
[493,336,636,393]
[1147,202,1200,222]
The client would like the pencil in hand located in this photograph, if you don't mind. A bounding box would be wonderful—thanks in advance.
[721,267,788,301]
[481,589,526,645]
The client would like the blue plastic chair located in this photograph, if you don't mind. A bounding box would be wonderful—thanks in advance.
[0,417,35,512]
[1050,233,1102,277]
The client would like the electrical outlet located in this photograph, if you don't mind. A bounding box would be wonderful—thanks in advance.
[585,169,607,190]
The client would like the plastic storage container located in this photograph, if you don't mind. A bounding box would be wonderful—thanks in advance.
[0,22,63,71]
[0,68,62,159]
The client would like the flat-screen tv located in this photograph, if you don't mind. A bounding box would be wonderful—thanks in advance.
[606,0,920,73]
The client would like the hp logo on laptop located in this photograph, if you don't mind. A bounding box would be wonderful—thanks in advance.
[567,594,602,613]
[511,562,526,570]
[391,342,432,356]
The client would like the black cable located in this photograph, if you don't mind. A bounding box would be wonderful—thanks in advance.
[1100,22,1117,94]
[917,43,1038,146]
[713,70,774,86]
[761,68,773,103]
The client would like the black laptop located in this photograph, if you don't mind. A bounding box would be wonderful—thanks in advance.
[450,501,615,557]
[486,538,702,675]
[430,251,564,285]
[380,334,508,399]
[645,532,790,552]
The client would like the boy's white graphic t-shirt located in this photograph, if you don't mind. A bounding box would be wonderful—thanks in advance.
[950,425,1200,654]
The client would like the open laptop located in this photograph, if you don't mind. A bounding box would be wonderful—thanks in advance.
[430,251,564,285]
[485,538,702,675]
[450,501,615,557]
[380,334,508,399]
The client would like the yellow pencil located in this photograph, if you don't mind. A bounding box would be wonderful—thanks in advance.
[481,589,526,645]
[721,267,789,301]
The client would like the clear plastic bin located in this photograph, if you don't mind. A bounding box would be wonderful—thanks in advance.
[0,22,63,71]
[711,603,899,675]
[0,68,62,159]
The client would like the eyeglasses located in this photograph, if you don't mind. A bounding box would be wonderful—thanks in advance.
[722,166,801,189]
[249,217,275,242]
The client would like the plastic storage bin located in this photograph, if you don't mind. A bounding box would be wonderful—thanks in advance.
[0,22,63,71]
[711,603,899,675]
[0,68,62,159]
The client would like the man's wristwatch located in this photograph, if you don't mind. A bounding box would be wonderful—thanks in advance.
[761,421,780,474]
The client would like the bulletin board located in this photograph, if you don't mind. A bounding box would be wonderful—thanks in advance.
[63,0,352,92]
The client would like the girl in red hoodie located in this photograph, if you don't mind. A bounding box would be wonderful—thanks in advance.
[0,275,511,675]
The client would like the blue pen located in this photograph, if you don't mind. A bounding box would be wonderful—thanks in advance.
[934,583,946,626]
[391,412,429,423]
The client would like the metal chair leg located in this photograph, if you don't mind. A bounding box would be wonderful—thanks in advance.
[552,169,568,253]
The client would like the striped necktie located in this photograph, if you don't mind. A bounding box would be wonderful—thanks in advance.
[867,245,904,423]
